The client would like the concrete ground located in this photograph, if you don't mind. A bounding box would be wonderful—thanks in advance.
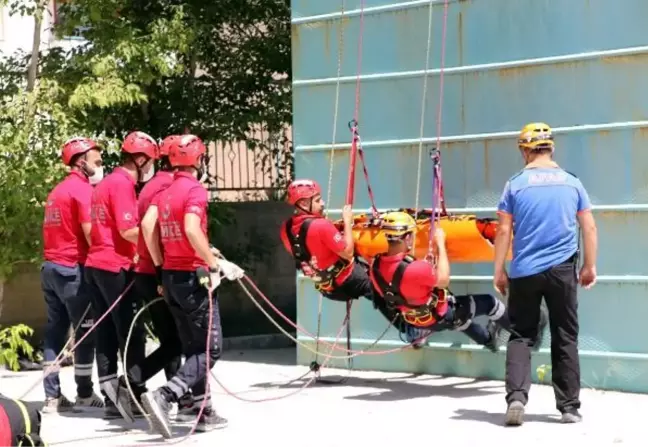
[1,347,646,446]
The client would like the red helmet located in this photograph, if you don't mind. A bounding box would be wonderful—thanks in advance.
[169,134,206,167]
[158,135,180,159]
[61,137,100,166]
[122,131,158,159]
[287,179,321,205]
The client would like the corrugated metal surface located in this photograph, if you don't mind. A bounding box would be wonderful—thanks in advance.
[291,0,648,392]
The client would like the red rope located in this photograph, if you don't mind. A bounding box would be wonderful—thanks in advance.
[345,0,366,207]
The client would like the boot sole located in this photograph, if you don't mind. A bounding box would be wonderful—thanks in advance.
[141,392,173,439]
[505,404,525,426]
[102,382,135,424]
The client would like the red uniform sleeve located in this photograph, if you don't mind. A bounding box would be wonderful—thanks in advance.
[74,186,93,224]
[317,220,347,253]
[184,186,208,217]
[112,180,139,231]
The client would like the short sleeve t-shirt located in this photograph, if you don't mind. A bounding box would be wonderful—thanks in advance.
[156,171,209,271]
[279,214,352,286]
[42,171,93,266]
[85,167,139,273]
[369,254,448,328]
[134,171,174,274]
[497,167,592,278]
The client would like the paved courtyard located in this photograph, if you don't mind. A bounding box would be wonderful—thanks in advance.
[1,348,645,446]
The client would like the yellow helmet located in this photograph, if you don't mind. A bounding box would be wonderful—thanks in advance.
[381,211,416,239]
[518,122,555,151]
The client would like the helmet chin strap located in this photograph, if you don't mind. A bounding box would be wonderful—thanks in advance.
[295,197,317,215]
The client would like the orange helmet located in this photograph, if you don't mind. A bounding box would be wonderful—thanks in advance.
[169,134,206,167]
[286,179,321,205]
[158,135,180,159]
[122,131,158,159]
[61,137,100,166]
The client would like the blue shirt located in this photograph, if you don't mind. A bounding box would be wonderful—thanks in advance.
[497,167,591,278]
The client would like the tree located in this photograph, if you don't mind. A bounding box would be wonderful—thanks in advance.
[0,0,293,278]
[44,0,292,141]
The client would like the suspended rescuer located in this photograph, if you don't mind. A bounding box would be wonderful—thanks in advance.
[125,134,185,410]
[369,212,538,351]
[140,134,244,438]
[40,137,105,413]
[494,122,597,426]
[84,131,158,422]
[280,179,397,324]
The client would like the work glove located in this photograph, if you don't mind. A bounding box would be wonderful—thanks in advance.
[197,266,221,292]
[218,259,245,281]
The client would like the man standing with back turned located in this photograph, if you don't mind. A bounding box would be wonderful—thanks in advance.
[493,122,598,426]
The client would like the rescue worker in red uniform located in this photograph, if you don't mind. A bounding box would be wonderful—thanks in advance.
[84,131,158,421]
[125,135,184,406]
[370,212,548,350]
[280,179,397,323]
[139,134,243,438]
[41,137,105,413]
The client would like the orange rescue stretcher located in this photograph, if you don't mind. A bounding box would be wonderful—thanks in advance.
[333,208,512,263]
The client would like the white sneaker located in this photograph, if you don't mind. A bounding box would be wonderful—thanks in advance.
[42,395,78,414]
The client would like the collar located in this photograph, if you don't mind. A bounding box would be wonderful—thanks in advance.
[68,170,89,184]
[114,166,137,185]
[156,170,174,180]
[173,171,200,183]
[380,252,407,263]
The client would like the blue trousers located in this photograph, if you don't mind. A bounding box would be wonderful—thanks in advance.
[41,261,95,399]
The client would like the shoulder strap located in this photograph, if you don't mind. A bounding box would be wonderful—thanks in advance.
[371,256,389,296]
[390,256,413,294]
[371,255,413,298]
[285,217,314,264]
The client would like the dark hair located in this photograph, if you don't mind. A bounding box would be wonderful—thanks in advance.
[68,152,86,167]
[158,156,172,172]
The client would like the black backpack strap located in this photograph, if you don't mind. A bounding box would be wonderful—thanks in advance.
[371,256,392,297]
[285,217,314,266]
[371,255,414,308]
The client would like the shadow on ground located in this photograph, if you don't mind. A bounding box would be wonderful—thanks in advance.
[249,373,504,402]
[221,348,296,366]
[451,408,561,427]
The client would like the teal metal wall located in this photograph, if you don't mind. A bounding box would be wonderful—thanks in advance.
[291,0,648,393]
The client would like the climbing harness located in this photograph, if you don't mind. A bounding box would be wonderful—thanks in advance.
[371,254,449,335]
[19,0,455,435]
[308,0,368,385]
[284,217,351,292]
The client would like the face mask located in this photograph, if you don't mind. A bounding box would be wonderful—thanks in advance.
[139,163,155,183]
[88,166,104,185]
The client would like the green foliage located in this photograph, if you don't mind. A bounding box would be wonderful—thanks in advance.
[0,81,70,280]
[0,323,36,371]
[0,0,292,277]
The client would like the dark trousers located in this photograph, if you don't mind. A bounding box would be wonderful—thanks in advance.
[84,267,147,397]
[408,294,508,345]
[505,255,580,411]
[161,270,222,406]
[128,273,182,383]
[41,261,95,399]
